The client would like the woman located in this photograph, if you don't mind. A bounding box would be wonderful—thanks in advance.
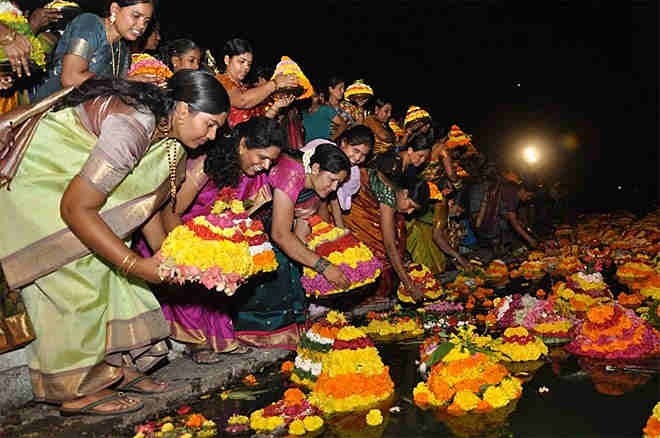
[325,76,349,136]
[339,79,373,126]
[148,117,286,364]
[342,162,430,302]
[363,97,395,154]
[0,69,229,416]
[302,86,346,143]
[159,38,200,72]
[374,130,432,188]
[302,124,375,224]
[215,38,297,128]
[34,0,158,101]
[233,144,352,349]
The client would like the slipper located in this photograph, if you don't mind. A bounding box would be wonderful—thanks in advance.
[116,375,170,395]
[188,345,253,365]
[60,392,144,417]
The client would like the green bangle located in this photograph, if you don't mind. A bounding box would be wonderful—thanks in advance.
[313,257,330,274]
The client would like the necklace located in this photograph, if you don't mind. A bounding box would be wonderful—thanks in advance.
[105,19,120,79]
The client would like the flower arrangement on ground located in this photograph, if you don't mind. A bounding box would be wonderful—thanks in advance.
[549,277,613,318]
[128,53,173,80]
[397,262,443,303]
[485,259,509,286]
[249,388,324,435]
[565,304,660,360]
[644,402,660,438]
[413,325,522,416]
[555,255,584,278]
[291,311,348,389]
[616,262,655,287]
[134,412,216,438]
[361,307,424,341]
[300,216,381,297]
[510,260,547,281]
[639,274,660,301]
[308,325,394,414]
[157,187,277,295]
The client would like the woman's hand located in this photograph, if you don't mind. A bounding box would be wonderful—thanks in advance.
[0,75,13,90]
[3,32,32,78]
[403,278,425,301]
[132,255,164,284]
[272,94,295,110]
[29,7,62,34]
[129,73,166,87]
[272,73,298,90]
[323,264,350,290]
[456,255,472,271]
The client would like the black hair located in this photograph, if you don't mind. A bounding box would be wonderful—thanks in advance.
[310,143,351,174]
[404,179,430,209]
[327,76,344,90]
[159,39,200,71]
[336,124,375,150]
[204,117,286,188]
[64,69,228,121]
[107,0,156,15]
[406,131,433,152]
[219,38,253,72]
[371,97,391,113]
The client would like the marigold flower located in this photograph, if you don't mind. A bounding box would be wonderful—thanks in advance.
[366,409,384,426]
[280,360,294,374]
[242,374,257,386]
[185,414,206,428]
[288,419,306,435]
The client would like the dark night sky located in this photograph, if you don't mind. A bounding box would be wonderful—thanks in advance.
[154,1,657,212]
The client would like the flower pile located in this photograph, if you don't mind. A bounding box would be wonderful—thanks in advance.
[549,279,612,317]
[128,53,173,80]
[291,311,348,389]
[300,216,381,297]
[0,3,46,68]
[555,255,584,277]
[413,326,522,416]
[134,412,216,438]
[565,304,660,360]
[617,262,655,287]
[643,402,660,438]
[361,308,424,340]
[158,187,277,295]
[639,274,660,300]
[493,326,548,362]
[308,325,394,414]
[510,260,547,281]
[485,259,509,286]
[249,388,324,434]
[397,263,443,303]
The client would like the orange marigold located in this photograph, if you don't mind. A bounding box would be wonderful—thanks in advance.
[280,360,294,374]
[185,413,207,428]
[284,388,306,406]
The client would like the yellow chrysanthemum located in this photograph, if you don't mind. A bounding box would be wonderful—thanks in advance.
[302,415,324,432]
[454,390,481,412]
[483,385,510,408]
[288,419,306,436]
[366,409,384,426]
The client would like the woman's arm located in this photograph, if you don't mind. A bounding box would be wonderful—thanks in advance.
[60,175,162,283]
[0,22,32,77]
[506,211,537,248]
[379,202,423,298]
[271,189,349,289]
[229,74,298,109]
[329,114,347,141]
[60,53,95,87]
[329,198,344,228]
[432,226,470,270]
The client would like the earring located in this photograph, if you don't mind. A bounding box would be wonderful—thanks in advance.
[109,14,116,24]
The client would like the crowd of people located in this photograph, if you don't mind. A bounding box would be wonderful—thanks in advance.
[0,0,561,418]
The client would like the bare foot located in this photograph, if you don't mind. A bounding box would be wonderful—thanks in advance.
[61,389,141,414]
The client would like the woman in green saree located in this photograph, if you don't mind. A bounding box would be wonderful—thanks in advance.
[0,69,229,416]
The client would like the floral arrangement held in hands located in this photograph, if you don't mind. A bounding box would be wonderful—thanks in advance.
[0,3,46,69]
[300,215,381,297]
[397,262,443,303]
[158,187,277,295]
[128,53,173,80]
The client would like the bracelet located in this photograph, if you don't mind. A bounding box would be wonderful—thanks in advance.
[119,253,138,276]
[313,257,330,274]
[0,29,16,46]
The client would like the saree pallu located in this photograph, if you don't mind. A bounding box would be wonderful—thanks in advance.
[407,202,448,275]
[0,107,177,402]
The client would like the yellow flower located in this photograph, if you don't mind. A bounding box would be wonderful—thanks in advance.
[227,414,249,425]
[230,199,245,214]
[366,409,384,426]
[326,311,347,324]
[454,390,481,412]
[335,326,367,341]
[302,415,324,432]
[442,346,471,363]
[499,377,523,400]
[160,423,174,432]
[503,326,529,338]
[483,385,509,408]
[288,419,306,435]
[133,433,145,438]
[202,419,216,428]
[180,434,192,438]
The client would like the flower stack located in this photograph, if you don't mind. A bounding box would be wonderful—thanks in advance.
[644,402,660,438]
[249,388,324,435]
[565,304,660,360]
[413,326,523,416]
[397,263,443,303]
[300,216,381,297]
[158,187,277,295]
[510,260,547,281]
[493,326,548,380]
[271,55,314,100]
[555,256,584,278]
[291,311,348,389]
[308,325,394,414]
[361,308,424,341]
[485,259,509,287]
[639,274,660,301]
[617,262,655,288]
[133,412,216,438]
[0,3,46,69]
[128,53,173,81]
[550,272,613,317]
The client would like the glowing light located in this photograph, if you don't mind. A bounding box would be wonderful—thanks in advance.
[617,186,622,190]
[522,146,539,164]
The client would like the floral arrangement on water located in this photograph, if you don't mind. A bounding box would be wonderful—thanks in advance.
[549,279,612,317]
[510,260,547,281]
[300,216,381,297]
[134,412,216,438]
[157,187,277,295]
[644,401,660,438]
[565,303,660,360]
[361,306,424,340]
[308,325,394,414]
[492,326,548,362]
[249,388,324,434]
[291,311,348,389]
[397,262,443,303]
[485,259,509,285]
[413,325,523,416]
[0,3,46,68]
[128,53,173,80]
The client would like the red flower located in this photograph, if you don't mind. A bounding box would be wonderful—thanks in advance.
[177,405,192,415]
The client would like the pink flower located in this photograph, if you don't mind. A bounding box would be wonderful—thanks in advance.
[200,267,223,289]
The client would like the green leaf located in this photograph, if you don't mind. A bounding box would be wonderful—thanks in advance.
[425,342,454,368]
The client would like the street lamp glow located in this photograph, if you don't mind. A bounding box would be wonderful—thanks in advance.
[523,146,539,164]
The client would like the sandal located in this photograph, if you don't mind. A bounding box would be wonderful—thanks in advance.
[187,345,253,365]
[116,374,170,395]
[60,391,143,417]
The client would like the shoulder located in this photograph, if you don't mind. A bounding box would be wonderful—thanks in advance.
[67,13,103,32]
[320,105,336,116]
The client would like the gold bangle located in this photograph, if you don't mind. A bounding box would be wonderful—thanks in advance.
[119,253,138,276]
[124,257,138,276]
